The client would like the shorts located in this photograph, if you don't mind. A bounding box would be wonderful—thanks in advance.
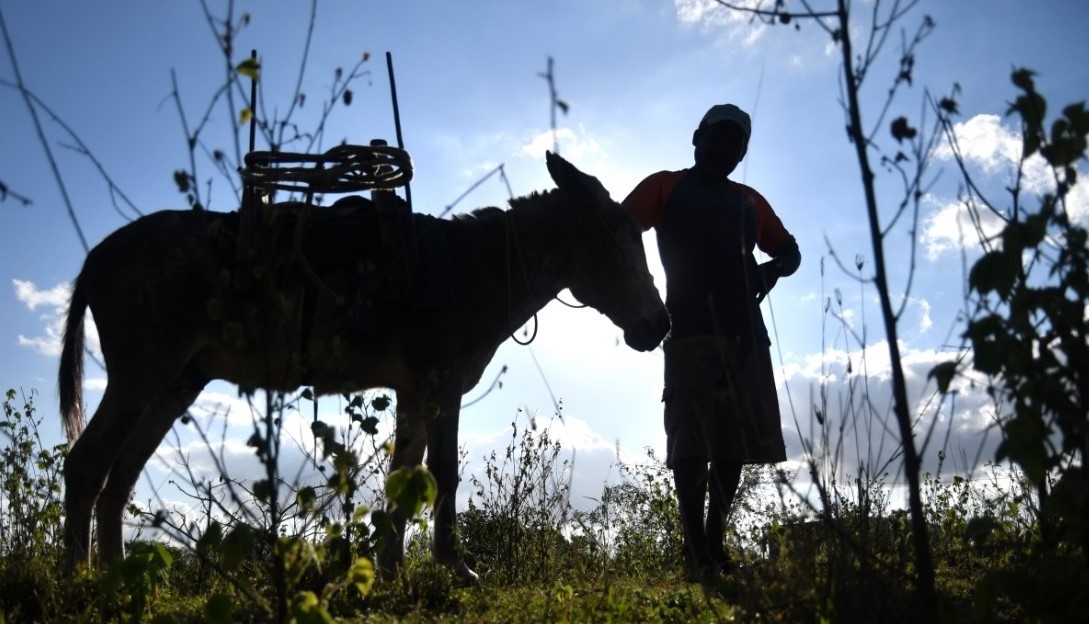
[662,335,787,468]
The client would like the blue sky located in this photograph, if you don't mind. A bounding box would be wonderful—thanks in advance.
[2,0,1087,522]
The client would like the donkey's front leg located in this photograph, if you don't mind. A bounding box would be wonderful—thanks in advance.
[426,393,478,585]
[378,392,428,580]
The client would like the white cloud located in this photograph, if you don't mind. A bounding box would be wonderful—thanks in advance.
[920,195,1006,261]
[924,113,1089,258]
[916,297,932,334]
[1066,174,1089,222]
[14,279,71,357]
[674,0,765,45]
[13,279,69,310]
[520,126,605,164]
[779,338,996,481]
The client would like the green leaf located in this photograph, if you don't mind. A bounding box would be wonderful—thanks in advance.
[964,516,998,545]
[253,479,272,503]
[173,170,190,193]
[968,249,1019,298]
[385,466,437,518]
[1010,67,1036,92]
[239,107,253,126]
[966,314,1007,376]
[196,521,223,555]
[928,361,958,394]
[360,415,380,435]
[297,486,317,512]
[995,414,1048,483]
[235,58,261,81]
[371,394,391,412]
[222,524,255,572]
[1023,211,1048,247]
[347,557,376,596]
[291,591,334,624]
[938,97,959,115]
[204,592,234,624]
[151,541,174,569]
[890,116,917,143]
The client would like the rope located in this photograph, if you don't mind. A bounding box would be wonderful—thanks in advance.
[506,209,539,346]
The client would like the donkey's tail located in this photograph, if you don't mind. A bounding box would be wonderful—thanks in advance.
[59,274,87,442]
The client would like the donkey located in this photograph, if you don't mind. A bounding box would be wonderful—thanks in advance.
[59,151,669,582]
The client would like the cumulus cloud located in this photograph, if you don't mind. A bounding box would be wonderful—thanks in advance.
[915,297,933,334]
[14,279,80,358]
[920,195,1007,261]
[674,0,767,45]
[923,113,1089,259]
[13,279,69,309]
[779,339,996,482]
[520,126,606,164]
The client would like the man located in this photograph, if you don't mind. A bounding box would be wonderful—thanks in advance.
[622,103,800,581]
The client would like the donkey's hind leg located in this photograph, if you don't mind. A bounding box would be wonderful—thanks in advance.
[64,376,161,567]
[94,378,205,565]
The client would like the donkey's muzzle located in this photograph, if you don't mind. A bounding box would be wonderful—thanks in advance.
[624,308,670,352]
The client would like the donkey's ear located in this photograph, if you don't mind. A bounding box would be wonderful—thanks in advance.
[546,150,611,203]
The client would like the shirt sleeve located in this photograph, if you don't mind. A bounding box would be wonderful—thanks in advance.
[737,183,801,276]
[621,170,684,231]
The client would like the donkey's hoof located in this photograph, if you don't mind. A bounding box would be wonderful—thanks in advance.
[454,560,479,586]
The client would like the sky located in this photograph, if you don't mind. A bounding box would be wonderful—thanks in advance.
[2,0,1087,529]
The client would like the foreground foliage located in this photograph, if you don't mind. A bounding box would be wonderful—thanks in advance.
[2,387,1085,623]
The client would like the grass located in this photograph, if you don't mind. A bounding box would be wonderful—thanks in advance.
[2,386,1085,623]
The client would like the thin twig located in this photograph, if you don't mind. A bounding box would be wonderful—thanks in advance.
[0,4,89,251]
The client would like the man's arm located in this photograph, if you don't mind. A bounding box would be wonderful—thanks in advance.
[766,235,801,277]
[622,170,686,231]
[738,184,801,300]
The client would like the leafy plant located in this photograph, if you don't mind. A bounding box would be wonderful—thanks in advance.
[460,413,577,584]
[937,68,1089,621]
[0,388,65,562]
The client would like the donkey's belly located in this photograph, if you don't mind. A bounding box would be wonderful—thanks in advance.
[191,335,414,398]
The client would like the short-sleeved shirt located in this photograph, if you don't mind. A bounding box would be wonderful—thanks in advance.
[623,169,794,344]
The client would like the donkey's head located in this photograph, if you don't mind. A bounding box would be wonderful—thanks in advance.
[546,151,669,352]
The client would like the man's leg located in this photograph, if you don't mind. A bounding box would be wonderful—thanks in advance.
[673,457,713,580]
[706,460,743,570]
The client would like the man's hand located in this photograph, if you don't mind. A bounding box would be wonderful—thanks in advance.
[754,261,780,303]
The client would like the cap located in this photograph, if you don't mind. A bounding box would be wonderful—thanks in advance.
[699,104,751,140]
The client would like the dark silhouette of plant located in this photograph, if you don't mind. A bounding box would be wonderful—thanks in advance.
[933,68,1089,621]
[460,414,576,585]
[708,0,945,616]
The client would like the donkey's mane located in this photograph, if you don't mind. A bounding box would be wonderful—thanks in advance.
[508,189,557,210]
[449,189,560,223]
[451,206,504,222]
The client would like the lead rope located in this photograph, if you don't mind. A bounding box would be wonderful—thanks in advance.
[506,208,539,346]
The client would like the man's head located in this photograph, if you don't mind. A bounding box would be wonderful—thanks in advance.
[691,104,751,180]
